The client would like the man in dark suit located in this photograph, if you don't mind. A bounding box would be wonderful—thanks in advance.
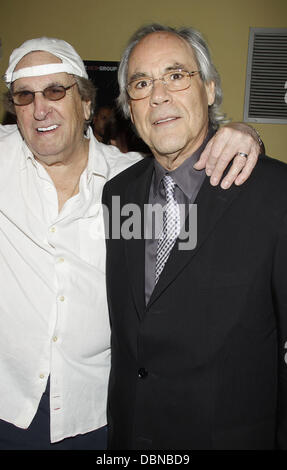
[102,24,287,450]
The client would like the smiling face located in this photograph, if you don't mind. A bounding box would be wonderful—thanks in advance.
[127,32,215,170]
[13,51,91,166]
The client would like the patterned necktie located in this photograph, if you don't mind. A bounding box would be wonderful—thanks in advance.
[155,175,180,284]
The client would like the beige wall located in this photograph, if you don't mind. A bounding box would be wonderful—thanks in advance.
[0,0,286,161]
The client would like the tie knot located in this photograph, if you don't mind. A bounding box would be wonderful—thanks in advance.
[162,174,176,194]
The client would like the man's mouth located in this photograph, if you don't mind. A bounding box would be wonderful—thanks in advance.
[153,117,179,125]
[37,125,59,133]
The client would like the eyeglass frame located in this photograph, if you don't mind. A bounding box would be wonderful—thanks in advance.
[126,69,201,101]
[11,82,78,106]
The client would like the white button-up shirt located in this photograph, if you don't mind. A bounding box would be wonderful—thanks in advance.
[0,125,142,443]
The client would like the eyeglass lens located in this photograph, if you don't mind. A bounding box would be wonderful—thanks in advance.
[128,70,199,99]
[12,85,71,106]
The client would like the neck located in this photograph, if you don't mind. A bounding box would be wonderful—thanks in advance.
[38,138,90,212]
[35,134,89,170]
[153,128,210,171]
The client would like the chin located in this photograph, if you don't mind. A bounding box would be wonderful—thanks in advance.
[152,135,186,154]
[34,144,63,157]
[154,144,184,157]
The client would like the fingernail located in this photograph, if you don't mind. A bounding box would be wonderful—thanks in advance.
[210,176,218,185]
[221,180,230,189]
[206,168,212,176]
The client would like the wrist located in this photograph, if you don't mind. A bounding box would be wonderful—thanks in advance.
[225,122,265,154]
[252,128,265,154]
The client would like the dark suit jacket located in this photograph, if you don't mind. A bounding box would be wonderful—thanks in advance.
[102,154,287,450]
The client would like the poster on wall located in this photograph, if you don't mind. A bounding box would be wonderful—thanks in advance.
[83,59,149,153]
[84,60,119,109]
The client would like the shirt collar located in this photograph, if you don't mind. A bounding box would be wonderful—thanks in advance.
[21,139,37,169]
[153,126,215,199]
[85,127,109,182]
[20,126,110,182]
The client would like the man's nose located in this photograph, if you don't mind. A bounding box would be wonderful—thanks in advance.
[149,79,171,106]
[33,93,52,120]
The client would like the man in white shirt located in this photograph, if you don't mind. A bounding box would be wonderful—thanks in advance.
[0,36,262,449]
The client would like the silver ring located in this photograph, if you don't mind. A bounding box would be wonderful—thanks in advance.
[236,152,248,158]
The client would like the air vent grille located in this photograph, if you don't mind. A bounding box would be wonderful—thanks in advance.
[244,28,287,124]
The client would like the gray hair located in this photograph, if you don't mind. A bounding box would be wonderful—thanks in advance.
[74,76,96,130]
[3,75,96,132]
[117,23,227,129]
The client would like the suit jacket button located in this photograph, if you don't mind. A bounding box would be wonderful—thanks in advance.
[138,368,148,379]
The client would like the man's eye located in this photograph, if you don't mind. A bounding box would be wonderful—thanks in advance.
[47,86,64,96]
[134,80,149,89]
[169,72,185,81]
[17,90,32,97]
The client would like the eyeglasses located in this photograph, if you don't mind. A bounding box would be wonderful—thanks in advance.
[127,70,201,100]
[11,82,77,106]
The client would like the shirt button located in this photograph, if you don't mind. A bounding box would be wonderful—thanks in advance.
[138,368,148,379]
[52,336,58,342]
[59,295,65,302]
[39,374,45,379]
[50,226,56,233]
[58,257,65,263]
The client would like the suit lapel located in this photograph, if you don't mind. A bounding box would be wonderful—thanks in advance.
[147,176,244,307]
[124,158,154,319]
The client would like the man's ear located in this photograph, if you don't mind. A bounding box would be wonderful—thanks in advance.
[83,100,92,121]
[205,80,215,106]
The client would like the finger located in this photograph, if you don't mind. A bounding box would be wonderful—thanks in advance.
[219,155,249,189]
[194,127,261,183]
[220,143,259,188]
[234,148,258,185]
[204,128,246,176]
[208,148,239,186]
[209,134,259,186]
[204,135,231,175]
[194,129,231,173]
[193,139,213,171]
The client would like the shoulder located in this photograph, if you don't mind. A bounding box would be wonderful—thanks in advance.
[251,155,287,195]
[233,155,287,223]
[102,156,153,207]
[0,126,25,191]
[100,142,144,180]
[88,129,144,180]
[257,154,287,174]
[0,124,21,142]
[104,155,153,192]
[0,125,23,167]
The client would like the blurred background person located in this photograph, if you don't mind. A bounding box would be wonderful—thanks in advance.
[92,104,114,142]
[103,107,150,154]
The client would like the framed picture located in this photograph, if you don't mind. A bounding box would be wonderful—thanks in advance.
[84,60,119,108]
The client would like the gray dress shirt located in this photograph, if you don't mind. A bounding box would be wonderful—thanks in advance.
[145,130,214,304]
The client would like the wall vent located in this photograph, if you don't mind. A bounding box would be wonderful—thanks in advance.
[244,28,287,124]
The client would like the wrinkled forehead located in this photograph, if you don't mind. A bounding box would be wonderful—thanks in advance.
[128,32,197,78]
[12,72,74,94]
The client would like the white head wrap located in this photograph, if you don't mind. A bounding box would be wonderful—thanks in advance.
[4,37,88,88]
